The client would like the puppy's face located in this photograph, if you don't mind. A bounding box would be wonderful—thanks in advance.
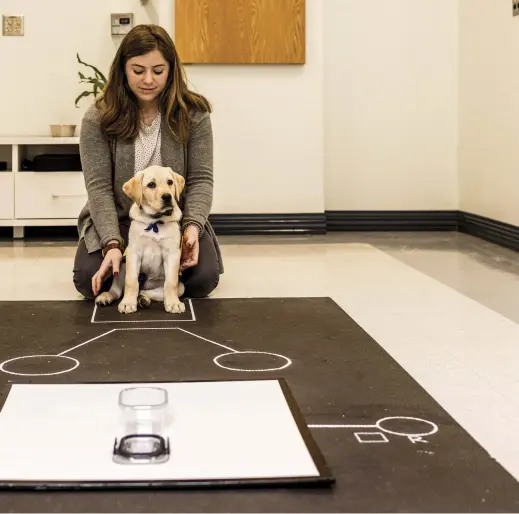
[123,165,185,215]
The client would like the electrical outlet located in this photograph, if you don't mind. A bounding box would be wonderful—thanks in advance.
[2,15,24,36]
[514,1,519,16]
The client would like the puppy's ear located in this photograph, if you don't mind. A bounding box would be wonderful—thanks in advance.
[170,170,185,202]
[122,171,144,205]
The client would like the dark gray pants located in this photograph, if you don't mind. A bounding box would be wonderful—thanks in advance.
[73,222,220,300]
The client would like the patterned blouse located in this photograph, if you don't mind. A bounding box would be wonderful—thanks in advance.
[134,112,162,173]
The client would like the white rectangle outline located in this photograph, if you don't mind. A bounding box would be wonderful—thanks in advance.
[354,431,389,443]
[91,299,196,324]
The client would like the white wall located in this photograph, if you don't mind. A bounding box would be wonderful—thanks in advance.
[0,1,466,217]
[324,0,459,211]
[0,0,159,134]
[458,0,519,226]
[179,1,324,214]
[0,0,324,216]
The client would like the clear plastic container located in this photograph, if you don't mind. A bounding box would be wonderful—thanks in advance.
[118,386,168,435]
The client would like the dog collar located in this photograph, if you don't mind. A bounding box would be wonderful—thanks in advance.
[145,220,164,233]
[143,218,180,234]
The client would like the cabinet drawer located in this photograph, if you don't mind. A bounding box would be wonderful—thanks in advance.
[15,172,87,219]
[0,173,14,219]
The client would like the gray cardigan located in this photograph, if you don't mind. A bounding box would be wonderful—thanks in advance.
[77,103,223,273]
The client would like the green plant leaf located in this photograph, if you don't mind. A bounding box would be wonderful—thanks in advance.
[75,54,107,107]
[79,77,103,86]
[77,53,107,83]
[74,90,94,108]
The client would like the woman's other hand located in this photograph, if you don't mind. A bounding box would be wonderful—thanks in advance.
[180,225,200,271]
[92,246,123,297]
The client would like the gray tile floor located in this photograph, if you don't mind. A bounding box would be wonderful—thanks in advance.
[220,230,519,325]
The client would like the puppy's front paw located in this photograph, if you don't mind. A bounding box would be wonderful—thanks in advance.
[164,298,186,314]
[95,292,116,306]
[118,298,138,314]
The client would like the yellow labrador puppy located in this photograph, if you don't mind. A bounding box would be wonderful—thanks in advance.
[95,165,186,314]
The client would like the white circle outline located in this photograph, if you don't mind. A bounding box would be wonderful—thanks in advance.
[376,416,439,437]
[213,351,292,372]
[0,355,80,377]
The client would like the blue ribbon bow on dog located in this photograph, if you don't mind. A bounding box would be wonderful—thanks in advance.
[145,220,164,233]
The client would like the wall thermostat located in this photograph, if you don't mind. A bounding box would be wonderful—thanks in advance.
[111,13,133,36]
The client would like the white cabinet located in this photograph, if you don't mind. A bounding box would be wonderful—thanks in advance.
[15,172,86,219]
[0,173,14,219]
[0,137,83,236]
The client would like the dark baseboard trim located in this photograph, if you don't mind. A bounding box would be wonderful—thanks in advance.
[325,209,519,253]
[208,213,326,235]
[325,210,459,231]
[3,211,519,255]
[458,211,519,253]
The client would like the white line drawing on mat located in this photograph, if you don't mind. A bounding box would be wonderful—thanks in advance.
[354,432,389,444]
[309,416,439,444]
[0,303,439,445]
[0,327,292,377]
[90,299,196,323]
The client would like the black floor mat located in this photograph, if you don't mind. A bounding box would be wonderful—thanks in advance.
[0,297,518,512]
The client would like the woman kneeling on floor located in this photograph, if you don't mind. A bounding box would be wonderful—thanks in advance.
[73,24,223,301]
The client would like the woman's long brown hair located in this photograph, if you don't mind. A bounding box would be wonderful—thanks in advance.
[96,24,211,143]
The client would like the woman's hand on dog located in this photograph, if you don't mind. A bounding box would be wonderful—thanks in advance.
[180,225,200,271]
[92,247,123,297]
